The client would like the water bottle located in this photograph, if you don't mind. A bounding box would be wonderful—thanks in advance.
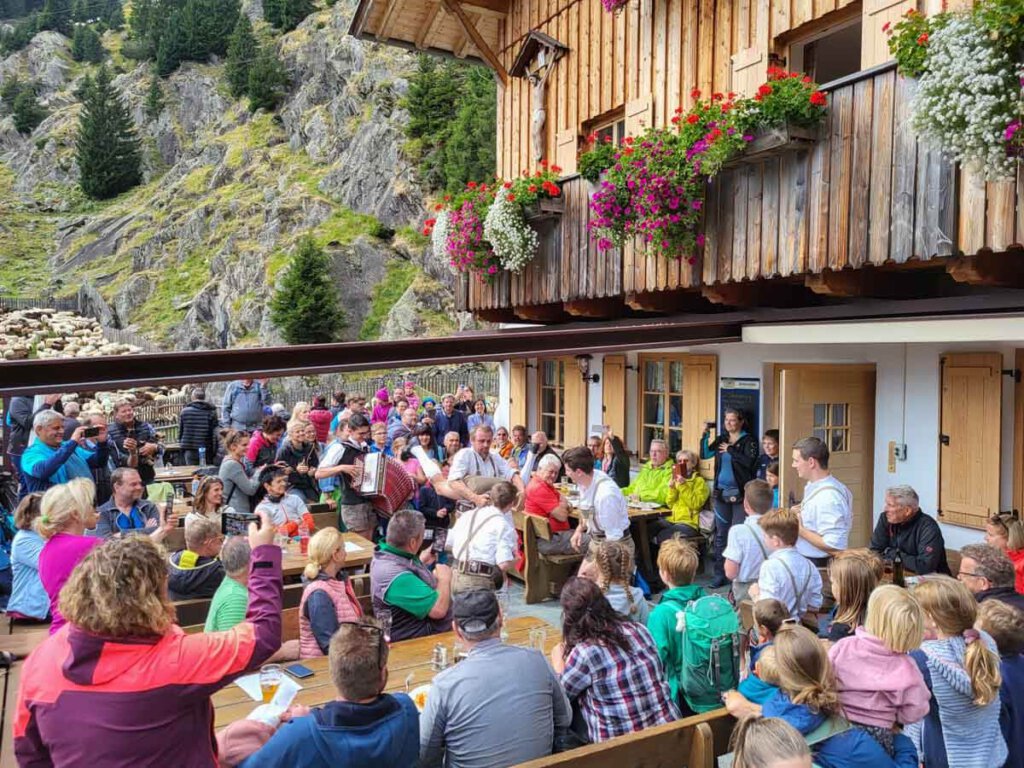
[198,446,207,466]
[191,478,200,497]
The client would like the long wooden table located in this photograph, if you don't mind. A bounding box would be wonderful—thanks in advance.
[212,616,560,728]
[153,465,203,486]
[280,533,374,577]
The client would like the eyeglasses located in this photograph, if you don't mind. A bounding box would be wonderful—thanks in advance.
[957,570,984,580]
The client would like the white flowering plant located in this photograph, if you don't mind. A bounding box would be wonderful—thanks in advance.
[427,209,451,269]
[911,13,1024,179]
[483,191,539,273]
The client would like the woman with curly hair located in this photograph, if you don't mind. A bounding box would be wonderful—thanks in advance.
[13,511,283,765]
[550,577,677,743]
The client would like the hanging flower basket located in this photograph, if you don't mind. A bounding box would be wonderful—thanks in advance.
[522,196,565,222]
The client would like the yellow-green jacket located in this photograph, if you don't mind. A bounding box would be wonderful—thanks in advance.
[665,474,710,528]
[623,461,673,506]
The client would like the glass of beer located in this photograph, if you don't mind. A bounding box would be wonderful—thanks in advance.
[259,664,283,704]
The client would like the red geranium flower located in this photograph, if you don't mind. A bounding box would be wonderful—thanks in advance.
[503,181,512,188]
[686,113,700,124]
[467,181,477,188]
[916,32,928,44]
[809,91,827,107]
[425,218,436,226]
[551,165,562,173]
[434,204,443,211]
[757,84,773,98]
[671,115,681,124]
[506,193,516,201]
[690,88,701,99]
[882,21,891,32]
[528,184,538,193]
[624,136,634,144]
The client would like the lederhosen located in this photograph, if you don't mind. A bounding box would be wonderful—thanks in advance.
[451,506,506,593]
[462,451,504,496]
[583,475,634,560]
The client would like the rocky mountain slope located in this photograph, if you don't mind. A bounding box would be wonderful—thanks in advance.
[0,3,472,349]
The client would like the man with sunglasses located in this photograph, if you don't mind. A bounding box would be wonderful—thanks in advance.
[226,618,419,766]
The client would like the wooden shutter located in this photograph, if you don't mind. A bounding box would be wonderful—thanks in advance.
[939,352,1002,528]
[555,129,578,176]
[509,358,528,428]
[682,355,718,478]
[563,358,588,449]
[862,0,915,69]
[624,96,653,138]
[731,1,768,97]
[602,355,627,440]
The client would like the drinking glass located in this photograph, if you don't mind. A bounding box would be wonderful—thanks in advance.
[528,627,547,653]
[259,664,283,704]
[497,590,510,642]
[377,608,393,643]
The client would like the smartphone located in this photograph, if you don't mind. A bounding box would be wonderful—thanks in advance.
[222,511,260,536]
[431,528,448,554]
[82,426,100,438]
[307,502,331,514]
[285,663,315,679]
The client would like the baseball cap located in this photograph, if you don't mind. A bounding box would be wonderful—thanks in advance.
[453,589,500,634]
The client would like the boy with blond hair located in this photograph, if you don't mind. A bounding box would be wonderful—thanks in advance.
[751,507,822,621]
[646,537,703,711]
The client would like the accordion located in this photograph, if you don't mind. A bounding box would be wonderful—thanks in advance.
[352,453,416,517]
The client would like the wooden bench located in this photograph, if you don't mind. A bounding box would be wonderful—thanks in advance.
[310,510,338,531]
[514,510,583,604]
[513,709,735,768]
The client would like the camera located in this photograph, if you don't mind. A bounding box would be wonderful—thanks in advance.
[82,426,100,438]
[222,511,260,537]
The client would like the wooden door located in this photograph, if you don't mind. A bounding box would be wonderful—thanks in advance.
[563,358,588,449]
[939,353,1002,528]
[778,365,876,548]
[602,355,627,440]
[509,358,528,428]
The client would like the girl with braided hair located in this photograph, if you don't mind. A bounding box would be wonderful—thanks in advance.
[580,540,649,624]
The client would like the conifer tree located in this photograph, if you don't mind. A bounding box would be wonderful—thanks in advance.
[246,44,286,112]
[38,0,72,35]
[144,75,164,120]
[264,0,312,32]
[224,12,256,98]
[206,0,239,56]
[75,65,142,199]
[71,25,104,62]
[12,87,46,134]
[269,236,346,345]
[155,10,185,76]
[101,0,123,29]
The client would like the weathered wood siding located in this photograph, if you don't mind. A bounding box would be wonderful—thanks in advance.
[497,0,860,178]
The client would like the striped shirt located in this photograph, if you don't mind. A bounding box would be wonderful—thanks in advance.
[560,621,679,742]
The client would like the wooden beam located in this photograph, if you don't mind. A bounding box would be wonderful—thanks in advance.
[625,290,718,313]
[440,0,508,85]
[701,280,819,308]
[375,0,403,40]
[416,2,445,49]
[946,250,1024,288]
[349,0,374,35]
[455,12,478,58]
[474,308,519,323]
[805,267,959,299]
[514,303,569,322]
[564,298,626,318]
[459,0,508,18]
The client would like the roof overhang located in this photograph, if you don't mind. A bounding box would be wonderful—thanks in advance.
[6,291,1024,395]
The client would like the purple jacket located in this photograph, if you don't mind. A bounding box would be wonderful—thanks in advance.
[14,545,283,767]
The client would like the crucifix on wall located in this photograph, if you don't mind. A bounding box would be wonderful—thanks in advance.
[510,32,568,164]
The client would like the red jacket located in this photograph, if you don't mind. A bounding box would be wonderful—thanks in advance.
[15,545,283,767]
[1011,548,1024,595]
[308,407,333,444]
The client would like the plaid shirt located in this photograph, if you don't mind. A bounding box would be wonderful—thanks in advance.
[560,621,679,742]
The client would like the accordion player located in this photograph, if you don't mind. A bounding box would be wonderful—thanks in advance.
[352,452,416,517]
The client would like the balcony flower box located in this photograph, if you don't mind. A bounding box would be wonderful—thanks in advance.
[729,122,820,165]
[522,196,565,222]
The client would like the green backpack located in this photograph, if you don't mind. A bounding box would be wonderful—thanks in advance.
[674,594,741,712]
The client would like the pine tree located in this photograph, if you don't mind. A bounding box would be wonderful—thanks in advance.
[206,0,239,57]
[224,12,256,98]
[75,65,142,199]
[71,25,104,62]
[38,0,73,35]
[440,67,496,193]
[155,10,185,76]
[101,0,122,28]
[12,87,46,134]
[269,236,346,345]
[144,75,164,120]
[264,0,312,32]
[246,44,286,112]
[0,76,23,112]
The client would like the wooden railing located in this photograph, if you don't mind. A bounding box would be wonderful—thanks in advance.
[458,63,1024,315]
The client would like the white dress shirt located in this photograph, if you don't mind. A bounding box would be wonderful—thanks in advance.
[448,448,516,483]
[579,470,629,541]
[758,547,823,620]
[796,474,853,558]
[447,505,517,565]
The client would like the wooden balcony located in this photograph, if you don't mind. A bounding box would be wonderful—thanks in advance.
[457,63,1024,320]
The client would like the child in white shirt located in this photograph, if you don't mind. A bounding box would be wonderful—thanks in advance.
[750,507,822,621]
[723,479,773,603]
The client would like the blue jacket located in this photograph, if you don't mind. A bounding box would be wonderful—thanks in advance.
[433,410,469,447]
[221,381,271,430]
[240,694,419,768]
[763,692,919,768]
[737,674,778,705]
[8,529,48,620]
[1000,654,1024,768]
[19,439,107,496]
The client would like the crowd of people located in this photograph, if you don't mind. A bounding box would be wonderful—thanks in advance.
[4,388,1024,768]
